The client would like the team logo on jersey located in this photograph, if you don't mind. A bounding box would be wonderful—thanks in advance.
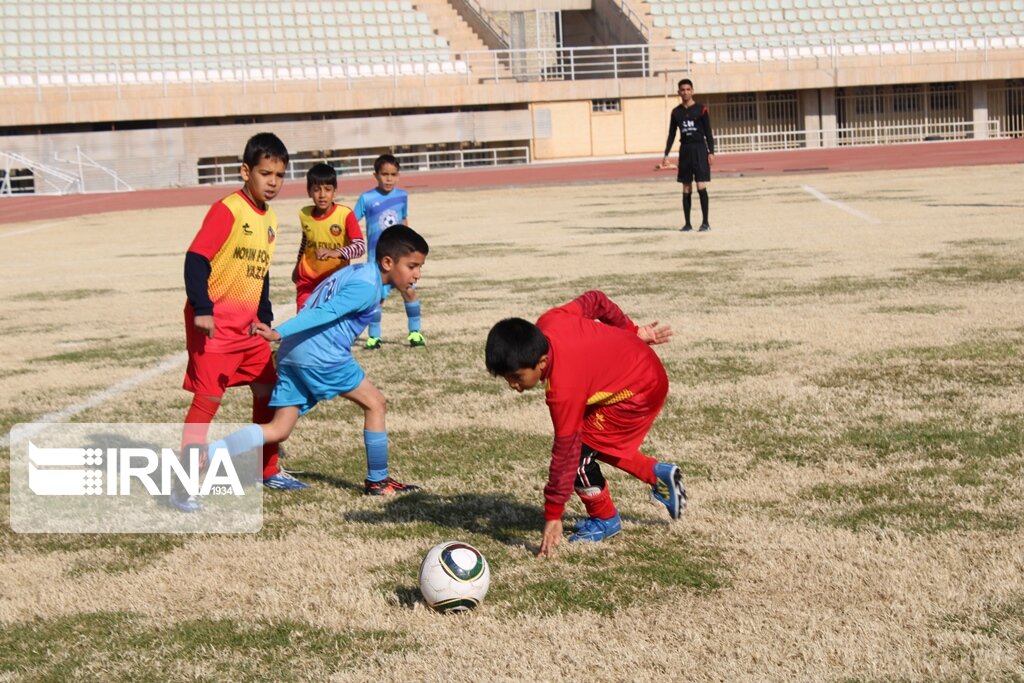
[242,222,253,235]
[267,226,276,243]
[329,223,342,236]
[380,209,400,230]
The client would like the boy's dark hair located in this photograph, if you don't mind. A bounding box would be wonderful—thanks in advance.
[374,153,400,173]
[306,163,338,192]
[375,224,428,266]
[678,78,693,88]
[485,318,550,376]
[243,132,289,168]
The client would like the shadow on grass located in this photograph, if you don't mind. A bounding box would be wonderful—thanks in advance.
[343,491,541,546]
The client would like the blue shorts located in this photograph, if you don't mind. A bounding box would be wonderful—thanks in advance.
[270,361,365,416]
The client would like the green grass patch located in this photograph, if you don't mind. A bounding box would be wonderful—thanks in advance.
[839,417,1024,464]
[911,242,1024,284]
[746,275,906,302]
[0,611,412,681]
[804,451,1022,536]
[11,288,116,302]
[0,528,189,575]
[37,339,182,366]
[664,354,773,385]
[495,536,726,616]
[815,333,1024,393]
[373,532,727,617]
[871,304,960,315]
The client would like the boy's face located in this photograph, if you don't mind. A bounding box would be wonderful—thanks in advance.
[677,83,694,103]
[308,182,336,212]
[374,163,400,193]
[502,357,547,393]
[381,251,425,292]
[240,156,287,205]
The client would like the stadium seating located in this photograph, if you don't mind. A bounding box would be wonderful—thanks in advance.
[0,0,466,85]
[645,0,1024,62]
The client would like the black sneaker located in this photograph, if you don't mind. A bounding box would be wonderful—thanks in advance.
[698,223,711,232]
[680,224,693,232]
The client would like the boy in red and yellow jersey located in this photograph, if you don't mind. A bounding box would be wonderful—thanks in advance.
[292,163,365,311]
[178,132,298,512]
[485,290,687,556]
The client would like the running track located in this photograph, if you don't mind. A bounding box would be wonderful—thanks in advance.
[1,138,1021,225]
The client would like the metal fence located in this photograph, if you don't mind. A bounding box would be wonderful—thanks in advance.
[195,146,532,187]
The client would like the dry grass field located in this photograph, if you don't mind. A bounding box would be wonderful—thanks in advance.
[1,163,1023,681]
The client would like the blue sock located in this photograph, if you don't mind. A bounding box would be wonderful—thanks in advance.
[404,300,421,333]
[364,430,389,482]
[208,424,264,460]
[368,306,382,339]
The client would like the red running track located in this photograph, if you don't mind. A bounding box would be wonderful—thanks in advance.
[1,138,1021,225]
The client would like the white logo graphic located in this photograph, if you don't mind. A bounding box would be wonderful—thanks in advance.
[28,442,243,497]
[380,209,400,230]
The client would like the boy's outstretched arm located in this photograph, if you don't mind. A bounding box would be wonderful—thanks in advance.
[273,279,377,339]
[637,321,673,345]
[571,290,637,332]
[538,400,585,557]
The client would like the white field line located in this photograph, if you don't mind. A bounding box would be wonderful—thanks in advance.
[1,352,188,449]
[0,225,55,239]
[2,299,297,449]
[801,184,881,224]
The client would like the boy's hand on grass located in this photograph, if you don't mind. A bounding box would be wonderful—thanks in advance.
[194,315,215,338]
[538,519,563,557]
[250,322,281,342]
[638,322,673,345]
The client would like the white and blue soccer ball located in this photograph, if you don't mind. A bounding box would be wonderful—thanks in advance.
[418,541,490,613]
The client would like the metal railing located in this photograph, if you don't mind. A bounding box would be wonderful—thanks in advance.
[711,120,1002,153]
[452,0,510,48]
[196,146,531,186]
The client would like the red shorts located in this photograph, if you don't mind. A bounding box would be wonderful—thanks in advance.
[581,363,669,458]
[183,343,276,397]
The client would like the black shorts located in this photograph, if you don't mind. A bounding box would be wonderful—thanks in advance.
[676,144,711,184]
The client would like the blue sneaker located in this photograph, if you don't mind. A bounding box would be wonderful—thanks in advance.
[169,486,202,513]
[569,513,622,543]
[652,462,686,519]
[262,471,309,491]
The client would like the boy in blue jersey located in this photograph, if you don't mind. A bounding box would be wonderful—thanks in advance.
[353,154,425,350]
[197,225,429,499]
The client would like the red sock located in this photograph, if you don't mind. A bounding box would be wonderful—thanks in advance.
[182,395,219,450]
[597,451,659,486]
[576,483,617,520]
[252,394,280,479]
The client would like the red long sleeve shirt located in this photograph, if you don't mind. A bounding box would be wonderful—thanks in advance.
[535,291,664,520]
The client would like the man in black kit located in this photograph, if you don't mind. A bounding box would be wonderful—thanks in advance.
[661,79,715,232]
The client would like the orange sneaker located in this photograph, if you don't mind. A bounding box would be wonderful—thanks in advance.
[364,476,421,496]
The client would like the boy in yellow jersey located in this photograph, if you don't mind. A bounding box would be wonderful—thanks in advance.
[292,163,365,311]
[177,132,296,512]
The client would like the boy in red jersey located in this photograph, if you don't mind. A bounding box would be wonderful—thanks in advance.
[178,132,298,512]
[485,290,686,556]
[292,163,365,311]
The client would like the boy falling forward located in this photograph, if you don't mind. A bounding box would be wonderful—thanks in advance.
[293,163,365,311]
[485,290,686,556]
[353,154,425,349]
[200,225,429,500]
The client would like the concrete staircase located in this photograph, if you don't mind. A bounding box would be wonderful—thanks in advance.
[413,0,492,58]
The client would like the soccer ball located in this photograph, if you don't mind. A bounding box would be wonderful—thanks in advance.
[418,541,490,613]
